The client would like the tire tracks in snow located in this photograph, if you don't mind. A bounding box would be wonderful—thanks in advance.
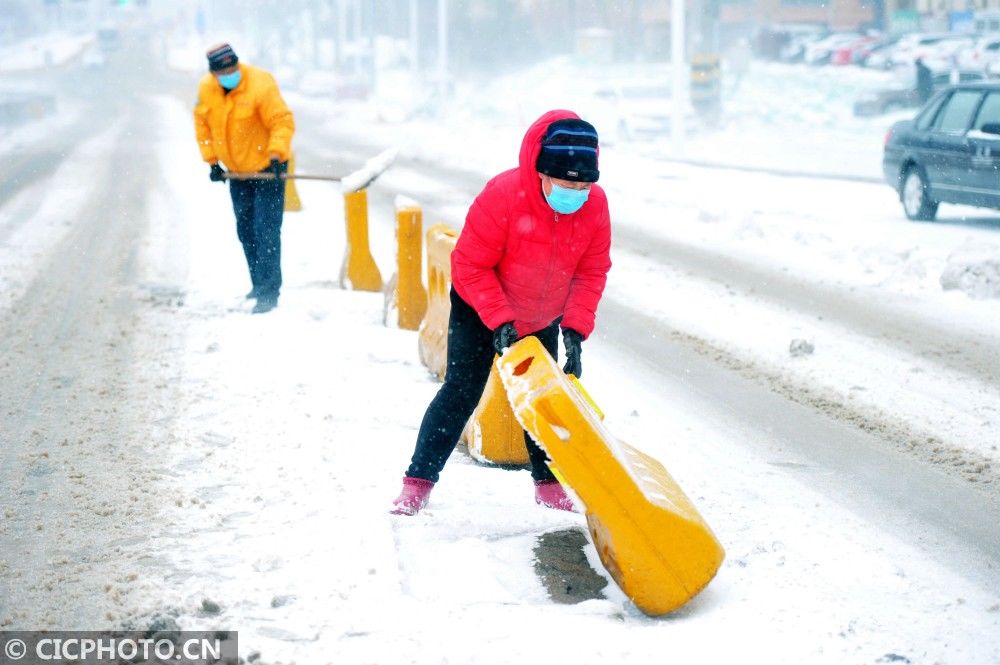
[600,298,999,492]
[612,226,1000,389]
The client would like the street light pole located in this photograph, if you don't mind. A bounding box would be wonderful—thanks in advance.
[437,0,448,102]
[409,0,419,83]
[671,0,686,156]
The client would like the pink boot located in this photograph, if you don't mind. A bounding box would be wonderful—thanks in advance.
[534,479,576,512]
[390,476,435,516]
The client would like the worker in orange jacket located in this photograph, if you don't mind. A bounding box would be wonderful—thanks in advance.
[194,43,295,313]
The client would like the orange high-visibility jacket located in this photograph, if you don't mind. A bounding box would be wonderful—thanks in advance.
[194,63,295,172]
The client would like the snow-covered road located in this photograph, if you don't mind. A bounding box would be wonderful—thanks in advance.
[1,47,999,664]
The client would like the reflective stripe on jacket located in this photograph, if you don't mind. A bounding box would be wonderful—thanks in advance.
[194,63,295,172]
[451,109,612,339]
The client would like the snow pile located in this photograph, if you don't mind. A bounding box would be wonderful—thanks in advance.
[940,244,1000,299]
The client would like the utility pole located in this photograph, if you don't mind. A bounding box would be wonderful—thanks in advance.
[437,0,448,102]
[671,0,685,156]
[337,0,347,71]
[409,0,419,83]
[353,0,362,75]
[367,0,376,91]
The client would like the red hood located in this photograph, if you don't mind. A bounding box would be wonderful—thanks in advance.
[518,109,588,218]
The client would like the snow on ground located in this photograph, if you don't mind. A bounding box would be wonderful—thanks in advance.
[0,31,94,72]
[0,121,118,313]
[124,87,1000,665]
[0,95,79,149]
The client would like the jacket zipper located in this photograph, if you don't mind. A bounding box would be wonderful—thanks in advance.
[537,212,559,325]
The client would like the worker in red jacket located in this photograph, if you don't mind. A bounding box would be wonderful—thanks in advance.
[391,109,612,516]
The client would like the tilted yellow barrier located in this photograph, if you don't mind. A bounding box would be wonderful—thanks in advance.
[417,224,458,380]
[284,153,302,212]
[496,336,725,616]
[384,202,428,330]
[339,189,383,292]
[461,362,530,464]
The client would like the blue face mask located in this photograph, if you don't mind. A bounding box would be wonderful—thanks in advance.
[217,70,241,90]
[545,182,590,214]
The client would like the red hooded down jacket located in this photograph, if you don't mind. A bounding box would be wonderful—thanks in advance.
[451,109,612,339]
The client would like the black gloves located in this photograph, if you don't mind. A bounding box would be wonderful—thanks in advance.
[263,158,285,178]
[493,322,518,355]
[562,328,583,378]
[492,322,583,376]
[209,163,225,182]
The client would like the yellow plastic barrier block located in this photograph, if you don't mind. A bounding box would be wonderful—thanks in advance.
[384,202,428,330]
[284,153,302,212]
[461,366,605,466]
[339,189,383,292]
[497,336,725,616]
[417,224,458,380]
[461,362,530,464]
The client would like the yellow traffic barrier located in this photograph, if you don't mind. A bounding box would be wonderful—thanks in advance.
[417,224,458,380]
[284,153,303,212]
[339,189,383,292]
[461,362,530,464]
[497,336,725,616]
[384,201,428,330]
[461,356,605,466]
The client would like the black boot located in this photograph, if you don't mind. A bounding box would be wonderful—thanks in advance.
[252,297,277,314]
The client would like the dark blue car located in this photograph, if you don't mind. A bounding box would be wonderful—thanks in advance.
[883,82,1000,220]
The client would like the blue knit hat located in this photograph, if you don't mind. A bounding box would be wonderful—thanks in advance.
[536,118,600,183]
[206,43,238,72]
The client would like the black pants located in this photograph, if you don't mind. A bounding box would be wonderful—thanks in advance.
[229,163,286,300]
[405,288,559,484]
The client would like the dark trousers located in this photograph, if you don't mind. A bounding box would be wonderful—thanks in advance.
[406,288,559,484]
[229,164,286,300]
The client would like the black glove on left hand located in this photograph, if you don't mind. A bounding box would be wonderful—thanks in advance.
[562,328,584,378]
[493,322,519,355]
[209,163,225,183]
[263,158,285,178]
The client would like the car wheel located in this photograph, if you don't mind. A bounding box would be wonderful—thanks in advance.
[901,166,939,221]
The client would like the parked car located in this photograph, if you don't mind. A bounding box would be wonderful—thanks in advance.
[583,82,684,142]
[777,26,830,62]
[957,33,1000,71]
[887,33,966,69]
[858,36,903,67]
[831,35,880,65]
[883,82,1000,219]
[804,32,861,65]
[855,70,987,116]
[756,23,827,61]
[920,35,978,71]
